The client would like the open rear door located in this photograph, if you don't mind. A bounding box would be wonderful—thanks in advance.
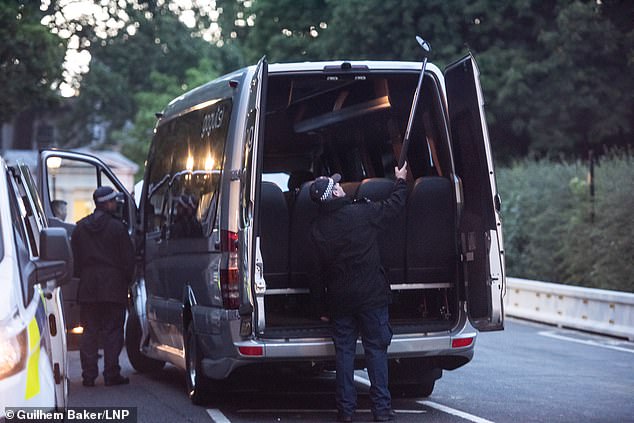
[445,54,505,331]
[236,57,268,336]
[37,149,137,344]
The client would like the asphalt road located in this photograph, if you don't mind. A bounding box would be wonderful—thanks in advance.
[67,319,634,422]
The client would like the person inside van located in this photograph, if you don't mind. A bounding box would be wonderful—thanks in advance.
[51,199,68,221]
[170,193,203,238]
[310,162,408,422]
[49,199,75,235]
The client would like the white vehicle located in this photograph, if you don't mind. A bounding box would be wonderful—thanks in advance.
[38,52,505,404]
[0,157,72,417]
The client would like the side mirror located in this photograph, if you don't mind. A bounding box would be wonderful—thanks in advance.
[35,227,73,286]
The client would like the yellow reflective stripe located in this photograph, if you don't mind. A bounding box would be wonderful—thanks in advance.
[25,317,41,399]
[39,289,47,314]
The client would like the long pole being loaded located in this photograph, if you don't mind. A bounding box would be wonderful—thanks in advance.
[398,36,431,168]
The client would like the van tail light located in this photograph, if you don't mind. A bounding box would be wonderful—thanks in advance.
[238,345,263,356]
[452,337,474,348]
[220,230,240,309]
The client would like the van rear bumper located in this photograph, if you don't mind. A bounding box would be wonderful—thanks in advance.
[199,319,477,379]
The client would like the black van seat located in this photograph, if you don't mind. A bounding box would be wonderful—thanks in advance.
[285,170,314,210]
[357,178,406,285]
[406,177,456,285]
[289,181,321,289]
[260,181,289,288]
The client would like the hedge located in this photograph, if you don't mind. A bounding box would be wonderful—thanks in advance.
[496,149,634,293]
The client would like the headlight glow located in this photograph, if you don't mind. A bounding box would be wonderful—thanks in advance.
[0,326,28,379]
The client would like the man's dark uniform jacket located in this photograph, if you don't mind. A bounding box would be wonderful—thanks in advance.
[71,209,134,304]
[312,178,408,317]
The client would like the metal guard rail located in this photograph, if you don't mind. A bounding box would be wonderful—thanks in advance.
[504,277,634,341]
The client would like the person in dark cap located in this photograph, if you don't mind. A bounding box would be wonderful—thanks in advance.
[311,163,408,422]
[71,186,134,387]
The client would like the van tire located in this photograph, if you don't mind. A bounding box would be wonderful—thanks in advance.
[185,323,210,405]
[388,360,440,398]
[390,379,436,398]
[125,309,165,373]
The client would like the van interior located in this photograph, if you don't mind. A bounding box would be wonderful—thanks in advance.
[257,70,460,338]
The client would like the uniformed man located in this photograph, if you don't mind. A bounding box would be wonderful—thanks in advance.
[310,163,408,422]
[71,186,134,387]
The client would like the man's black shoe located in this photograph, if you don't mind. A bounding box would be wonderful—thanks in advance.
[336,413,353,422]
[104,375,129,386]
[82,379,95,387]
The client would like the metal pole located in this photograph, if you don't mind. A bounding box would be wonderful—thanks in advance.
[398,36,431,169]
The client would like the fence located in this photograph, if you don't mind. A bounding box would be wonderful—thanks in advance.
[504,277,634,341]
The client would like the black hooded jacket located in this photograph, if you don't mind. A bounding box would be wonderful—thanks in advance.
[71,209,134,304]
[311,178,408,317]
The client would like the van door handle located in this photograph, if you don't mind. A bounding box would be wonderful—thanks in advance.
[494,194,502,212]
[247,200,254,224]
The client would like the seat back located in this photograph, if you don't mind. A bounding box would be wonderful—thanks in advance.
[289,181,321,288]
[357,178,406,284]
[406,177,456,284]
[259,181,289,288]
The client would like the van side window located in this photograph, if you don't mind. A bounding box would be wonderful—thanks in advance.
[146,99,232,239]
[144,146,171,236]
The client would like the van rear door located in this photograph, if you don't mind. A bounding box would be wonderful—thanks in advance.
[237,57,268,336]
[444,54,505,331]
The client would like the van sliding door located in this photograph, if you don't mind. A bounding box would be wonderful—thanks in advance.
[445,54,505,331]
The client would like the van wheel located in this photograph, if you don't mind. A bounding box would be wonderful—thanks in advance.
[390,379,436,398]
[388,360,441,398]
[125,309,165,373]
[185,323,210,405]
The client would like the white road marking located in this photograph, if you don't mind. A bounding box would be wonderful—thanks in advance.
[538,331,634,354]
[418,400,495,423]
[358,372,498,421]
[206,408,231,423]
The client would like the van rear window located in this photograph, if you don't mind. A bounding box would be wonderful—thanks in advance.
[144,99,232,239]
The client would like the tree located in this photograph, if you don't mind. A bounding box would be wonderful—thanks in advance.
[525,1,634,156]
[237,0,633,161]
[0,1,66,123]
[55,3,218,148]
[240,0,329,63]
[116,57,220,170]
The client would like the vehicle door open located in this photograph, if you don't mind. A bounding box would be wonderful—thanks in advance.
[445,54,505,331]
[239,56,268,337]
[37,149,137,347]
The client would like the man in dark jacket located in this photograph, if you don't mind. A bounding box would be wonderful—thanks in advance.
[311,163,408,422]
[72,186,134,387]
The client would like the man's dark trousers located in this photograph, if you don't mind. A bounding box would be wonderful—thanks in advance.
[80,302,126,382]
[332,305,393,417]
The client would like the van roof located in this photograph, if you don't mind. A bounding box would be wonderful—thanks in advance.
[159,60,442,123]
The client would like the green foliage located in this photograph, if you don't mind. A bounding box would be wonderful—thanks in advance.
[58,6,212,146]
[235,0,634,161]
[115,58,220,174]
[242,0,329,62]
[497,148,634,292]
[0,1,65,122]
